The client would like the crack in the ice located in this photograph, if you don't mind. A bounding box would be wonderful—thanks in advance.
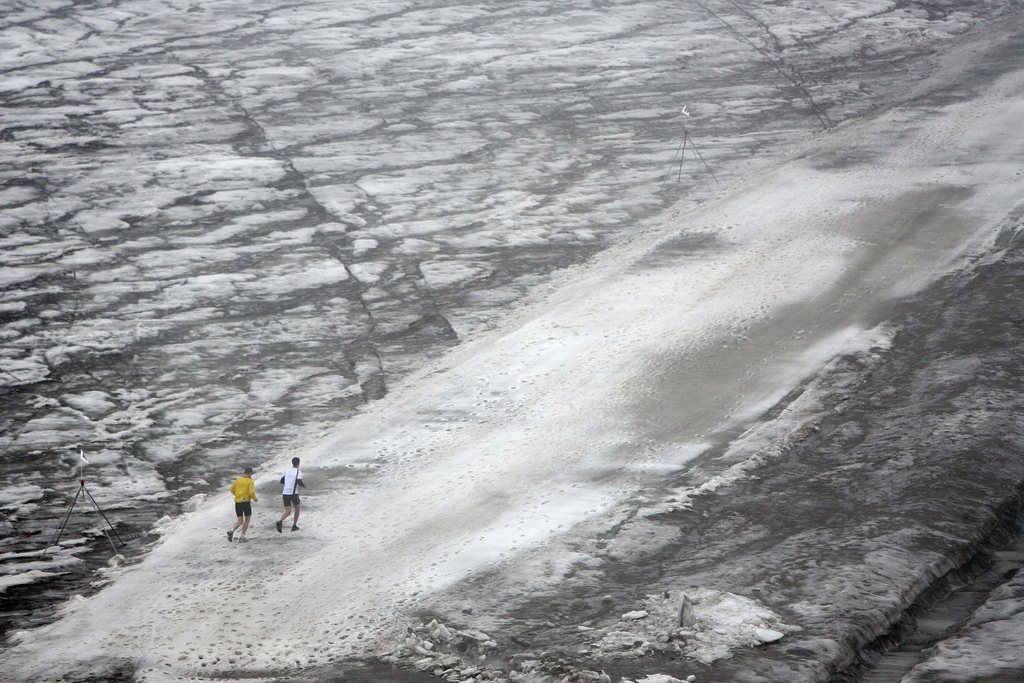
[695,0,834,130]
[727,0,785,53]
[184,61,386,350]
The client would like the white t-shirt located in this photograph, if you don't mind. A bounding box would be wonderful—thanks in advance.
[281,467,303,495]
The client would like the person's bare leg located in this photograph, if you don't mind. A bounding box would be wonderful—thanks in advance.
[277,505,290,532]
[241,515,251,535]
[292,505,300,529]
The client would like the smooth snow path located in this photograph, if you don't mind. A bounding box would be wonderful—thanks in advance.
[6,58,1024,683]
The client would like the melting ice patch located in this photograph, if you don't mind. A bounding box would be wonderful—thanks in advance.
[591,589,797,665]
[421,260,494,289]
[0,545,88,596]
[0,484,45,508]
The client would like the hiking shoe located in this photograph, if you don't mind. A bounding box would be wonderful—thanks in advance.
[291,525,300,532]
[227,530,233,542]
[275,520,283,533]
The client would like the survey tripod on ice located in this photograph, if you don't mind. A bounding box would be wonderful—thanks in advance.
[45,450,125,555]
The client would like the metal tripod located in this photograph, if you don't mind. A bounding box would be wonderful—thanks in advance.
[675,127,719,184]
[45,477,125,554]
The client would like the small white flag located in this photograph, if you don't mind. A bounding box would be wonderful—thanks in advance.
[79,449,89,464]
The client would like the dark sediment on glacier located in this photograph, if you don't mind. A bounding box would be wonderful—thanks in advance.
[649,231,1024,682]
[849,533,1024,682]
[409,222,1024,683]
[2,0,1017,645]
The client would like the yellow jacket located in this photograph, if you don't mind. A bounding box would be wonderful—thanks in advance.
[230,476,257,503]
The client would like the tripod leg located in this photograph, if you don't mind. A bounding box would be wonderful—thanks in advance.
[673,134,687,160]
[46,486,83,553]
[677,134,689,182]
[98,528,120,555]
[687,135,720,185]
[83,486,126,548]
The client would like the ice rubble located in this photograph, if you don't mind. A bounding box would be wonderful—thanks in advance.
[379,589,793,682]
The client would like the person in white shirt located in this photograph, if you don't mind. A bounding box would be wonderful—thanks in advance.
[276,456,305,533]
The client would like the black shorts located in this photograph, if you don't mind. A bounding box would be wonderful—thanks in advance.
[282,494,300,507]
[234,502,252,517]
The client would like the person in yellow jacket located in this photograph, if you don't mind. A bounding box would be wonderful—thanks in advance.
[227,466,257,543]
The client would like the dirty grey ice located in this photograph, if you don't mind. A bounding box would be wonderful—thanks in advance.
[3,1,1024,682]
